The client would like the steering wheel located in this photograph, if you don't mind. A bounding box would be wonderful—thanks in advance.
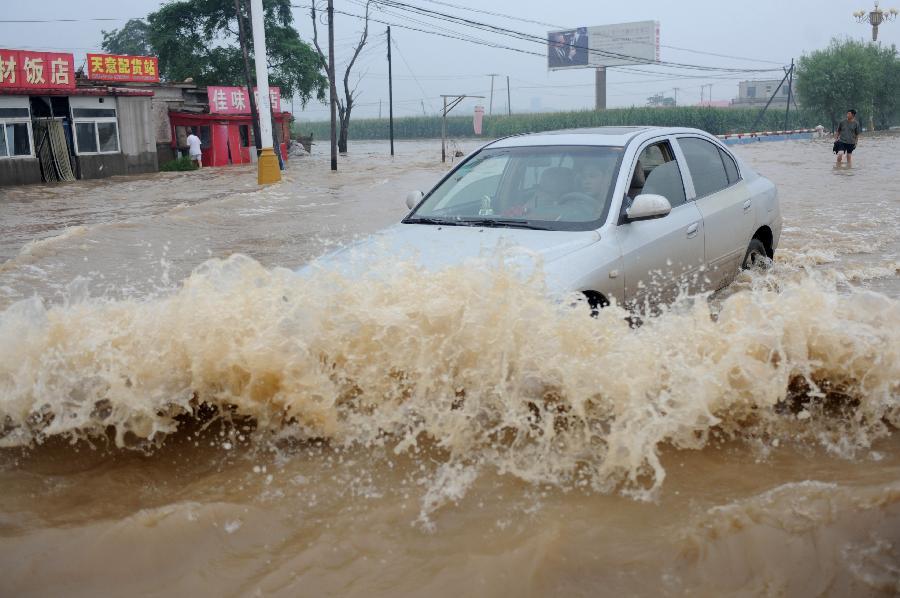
[556,192,597,221]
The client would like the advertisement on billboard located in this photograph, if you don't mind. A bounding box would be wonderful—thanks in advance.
[87,53,159,82]
[548,21,660,70]
[207,86,282,115]
[0,49,76,89]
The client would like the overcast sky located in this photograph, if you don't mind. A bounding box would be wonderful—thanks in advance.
[1,0,895,120]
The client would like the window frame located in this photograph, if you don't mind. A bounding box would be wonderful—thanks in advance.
[618,135,689,224]
[0,120,34,159]
[674,135,742,201]
[73,118,120,155]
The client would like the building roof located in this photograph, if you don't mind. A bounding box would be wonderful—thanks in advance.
[0,85,153,97]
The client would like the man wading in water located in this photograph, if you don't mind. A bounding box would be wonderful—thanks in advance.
[834,109,861,167]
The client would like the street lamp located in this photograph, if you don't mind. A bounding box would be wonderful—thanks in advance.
[854,1,898,41]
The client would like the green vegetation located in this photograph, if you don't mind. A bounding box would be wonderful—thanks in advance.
[294,106,819,141]
[797,38,900,130]
[159,156,199,172]
[99,0,326,103]
[101,19,153,57]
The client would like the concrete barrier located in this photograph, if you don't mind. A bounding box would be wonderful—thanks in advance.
[717,129,815,145]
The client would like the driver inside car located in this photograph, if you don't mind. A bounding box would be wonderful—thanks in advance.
[502,166,575,218]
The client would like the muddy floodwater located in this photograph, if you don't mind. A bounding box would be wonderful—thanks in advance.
[1,136,899,597]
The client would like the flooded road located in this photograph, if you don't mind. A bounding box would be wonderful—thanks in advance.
[1,136,899,596]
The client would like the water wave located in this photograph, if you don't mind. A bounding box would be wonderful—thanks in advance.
[1,253,898,504]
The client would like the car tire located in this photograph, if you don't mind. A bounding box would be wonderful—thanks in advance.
[741,238,771,271]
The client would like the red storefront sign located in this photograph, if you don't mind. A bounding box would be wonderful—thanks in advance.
[0,49,76,89]
[207,86,281,115]
[86,53,159,83]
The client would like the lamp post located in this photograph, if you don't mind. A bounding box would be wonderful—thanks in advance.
[854,1,898,41]
[249,0,281,184]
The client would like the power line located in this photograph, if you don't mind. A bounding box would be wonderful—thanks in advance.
[368,0,781,73]
[389,36,436,112]
[415,0,784,66]
[0,17,131,23]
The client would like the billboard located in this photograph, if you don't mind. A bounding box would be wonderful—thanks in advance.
[207,86,282,115]
[0,49,76,89]
[87,53,159,83]
[548,21,660,70]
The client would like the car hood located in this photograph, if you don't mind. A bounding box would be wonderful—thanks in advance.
[302,222,602,276]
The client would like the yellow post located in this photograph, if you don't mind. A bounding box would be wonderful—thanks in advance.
[257,147,281,185]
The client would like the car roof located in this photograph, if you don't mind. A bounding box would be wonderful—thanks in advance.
[486,126,710,148]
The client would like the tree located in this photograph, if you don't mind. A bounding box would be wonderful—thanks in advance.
[310,2,371,153]
[101,19,153,56]
[100,0,327,105]
[796,38,900,130]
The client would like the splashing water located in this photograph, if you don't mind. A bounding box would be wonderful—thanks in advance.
[2,251,897,510]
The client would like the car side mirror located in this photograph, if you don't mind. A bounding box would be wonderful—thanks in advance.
[405,190,424,210]
[626,194,672,221]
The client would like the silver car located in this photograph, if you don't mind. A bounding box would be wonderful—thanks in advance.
[317,126,780,310]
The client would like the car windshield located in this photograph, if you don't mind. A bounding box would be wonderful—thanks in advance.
[406,145,624,231]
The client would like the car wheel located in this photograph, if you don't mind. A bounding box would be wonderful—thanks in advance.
[741,238,771,271]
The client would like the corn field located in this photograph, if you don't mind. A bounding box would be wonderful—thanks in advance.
[294,106,821,142]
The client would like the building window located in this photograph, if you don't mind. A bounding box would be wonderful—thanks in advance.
[0,122,32,158]
[746,86,756,98]
[74,120,120,155]
[97,122,119,152]
[75,122,99,153]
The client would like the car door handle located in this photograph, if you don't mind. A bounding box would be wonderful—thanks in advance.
[686,222,699,238]
[743,199,752,211]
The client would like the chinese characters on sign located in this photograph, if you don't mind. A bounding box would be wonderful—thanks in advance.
[0,49,75,89]
[86,53,159,83]
[207,86,282,115]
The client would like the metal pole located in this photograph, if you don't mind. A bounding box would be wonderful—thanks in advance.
[488,74,497,115]
[249,0,280,183]
[784,59,794,130]
[441,96,447,163]
[506,75,511,115]
[673,87,679,106]
[387,26,394,157]
[234,0,262,153]
[750,67,791,132]
[327,0,337,171]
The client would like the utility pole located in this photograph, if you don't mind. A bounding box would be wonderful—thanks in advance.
[378,99,382,119]
[487,73,498,115]
[595,67,606,110]
[784,59,794,130]
[506,75,511,116]
[672,87,680,106]
[233,0,261,153]
[387,26,394,156]
[249,0,280,184]
[327,0,337,171]
[421,100,426,116]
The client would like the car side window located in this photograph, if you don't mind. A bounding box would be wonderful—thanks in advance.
[719,148,740,185]
[627,141,687,208]
[678,137,730,198]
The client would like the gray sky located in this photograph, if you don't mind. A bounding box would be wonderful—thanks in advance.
[1,0,896,120]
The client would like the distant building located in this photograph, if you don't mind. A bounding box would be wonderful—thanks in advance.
[647,93,675,108]
[732,79,798,107]
[0,48,158,186]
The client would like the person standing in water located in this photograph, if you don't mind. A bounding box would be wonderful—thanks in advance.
[186,128,203,169]
[834,109,861,167]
